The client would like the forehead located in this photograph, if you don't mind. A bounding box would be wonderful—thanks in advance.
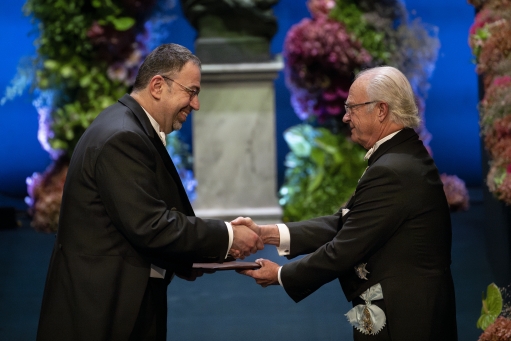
[173,61,201,87]
[348,75,369,100]
[174,61,200,78]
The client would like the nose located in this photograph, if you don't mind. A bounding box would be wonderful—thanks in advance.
[342,112,350,123]
[190,95,200,111]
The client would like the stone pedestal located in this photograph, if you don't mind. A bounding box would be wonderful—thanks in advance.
[195,37,271,64]
[192,59,283,223]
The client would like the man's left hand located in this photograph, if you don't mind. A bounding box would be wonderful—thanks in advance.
[237,258,279,287]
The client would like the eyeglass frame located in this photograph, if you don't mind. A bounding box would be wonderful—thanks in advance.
[159,75,200,100]
[344,101,377,115]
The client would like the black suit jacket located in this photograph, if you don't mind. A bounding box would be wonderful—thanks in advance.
[281,128,457,340]
[37,94,229,341]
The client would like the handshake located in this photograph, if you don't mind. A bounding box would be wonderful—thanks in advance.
[228,217,281,287]
[228,216,279,259]
[179,217,280,285]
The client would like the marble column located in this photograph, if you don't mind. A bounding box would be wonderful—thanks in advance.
[192,59,283,223]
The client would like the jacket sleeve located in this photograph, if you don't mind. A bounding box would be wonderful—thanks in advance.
[285,213,342,258]
[281,162,410,302]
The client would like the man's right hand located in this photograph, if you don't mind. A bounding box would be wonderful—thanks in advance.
[231,216,280,247]
[230,224,264,259]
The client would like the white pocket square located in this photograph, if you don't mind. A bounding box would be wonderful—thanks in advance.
[342,208,350,216]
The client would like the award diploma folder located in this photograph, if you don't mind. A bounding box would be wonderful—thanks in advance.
[192,261,261,271]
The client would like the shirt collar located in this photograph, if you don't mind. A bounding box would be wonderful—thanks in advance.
[364,130,402,161]
[141,106,167,147]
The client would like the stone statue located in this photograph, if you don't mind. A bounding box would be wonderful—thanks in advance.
[180,0,280,63]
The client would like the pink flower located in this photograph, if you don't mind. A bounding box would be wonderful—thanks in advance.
[478,316,511,340]
[325,105,341,115]
[485,116,511,162]
[307,0,335,19]
[107,62,128,82]
[493,75,511,87]
[322,90,338,101]
[25,157,68,233]
[86,21,104,39]
[440,174,470,212]
[284,16,371,120]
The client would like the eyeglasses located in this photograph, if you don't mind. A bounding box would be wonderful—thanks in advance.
[344,101,377,115]
[159,75,200,100]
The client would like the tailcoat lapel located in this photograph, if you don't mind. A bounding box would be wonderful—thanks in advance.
[345,128,418,212]
[367,128,417,166]
[118,94,195,215]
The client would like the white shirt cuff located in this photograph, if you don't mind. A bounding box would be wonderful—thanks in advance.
[150,264,166,278]
[278,266,283,287]
[276,223,290,256]
[225,222,233,259]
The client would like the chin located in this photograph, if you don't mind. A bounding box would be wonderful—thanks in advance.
[172,122,183,131]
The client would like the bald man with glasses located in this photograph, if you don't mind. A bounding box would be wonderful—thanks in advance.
[37,43,263,341]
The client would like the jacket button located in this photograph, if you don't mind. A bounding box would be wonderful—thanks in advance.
[59,244,62,249]
[170,207,177,211]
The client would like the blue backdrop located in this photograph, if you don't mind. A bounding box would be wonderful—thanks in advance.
[0,0,481,201]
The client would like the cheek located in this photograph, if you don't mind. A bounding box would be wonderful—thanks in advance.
[351,117,361,130]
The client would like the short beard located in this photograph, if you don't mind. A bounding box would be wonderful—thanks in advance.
[172,120,183,132]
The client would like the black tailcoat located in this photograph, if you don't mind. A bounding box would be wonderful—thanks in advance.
[37,94,228,340]
[281,128,458,340]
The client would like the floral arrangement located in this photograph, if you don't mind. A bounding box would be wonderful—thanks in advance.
[283,6,371,123]
[479,317,511,340]
[279,124,366,222]
[21,0,157,157]
[469,0,511,205]
[477,283,511,340]
[25,158,68,233]
[2,0,197,232]
[284,0,439,137]
[440,174,470,212]
[481,76,511,204]
[280,0,466,220]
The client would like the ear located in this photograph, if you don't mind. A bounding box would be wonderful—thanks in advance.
[377,102,389,122]
[149,75,165,100]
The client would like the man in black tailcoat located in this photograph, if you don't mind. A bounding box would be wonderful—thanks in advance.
[37,43,262,341]
[236,66,458,340]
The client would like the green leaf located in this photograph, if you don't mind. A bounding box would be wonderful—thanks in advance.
[494,169,506,187]
[307,168,324,192]
[60,65,74,78]
[279,123,366,222]
[477,283,503,330]
[50,139,67,151]
[284,126,312,157]
[315,131,339,154]
[310,146,325,167]
[79,74,92,87]
[43,60,59,70]
[38,78,49,89]
[110,17,135,31]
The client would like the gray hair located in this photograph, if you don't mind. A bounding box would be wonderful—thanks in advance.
[356,66,420,128]
[132,43,201,92]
